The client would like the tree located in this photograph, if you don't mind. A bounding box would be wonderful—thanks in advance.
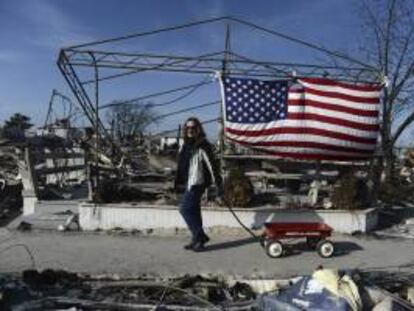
[105,101,157,143]
[359,0,414,179]
[3,113,33,139]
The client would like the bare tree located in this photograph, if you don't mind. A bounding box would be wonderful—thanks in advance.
[106,101,157,143]
[360,0,414,179]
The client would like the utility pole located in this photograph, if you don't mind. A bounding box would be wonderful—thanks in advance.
[89,52,100,201]
[219,23,231,170]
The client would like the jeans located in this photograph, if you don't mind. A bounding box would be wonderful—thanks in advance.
[179,185,207,243]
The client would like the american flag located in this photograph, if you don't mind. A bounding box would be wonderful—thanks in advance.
[220,76,382,161]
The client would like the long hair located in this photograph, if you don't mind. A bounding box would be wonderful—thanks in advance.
[182,117,206,144]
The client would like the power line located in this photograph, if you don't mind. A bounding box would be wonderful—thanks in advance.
[100,78,212,110]
[152,100,220,121]
[152,117,220,137]
[148,77,212,108]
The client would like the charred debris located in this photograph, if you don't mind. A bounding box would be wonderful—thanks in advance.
[1,267,414,310]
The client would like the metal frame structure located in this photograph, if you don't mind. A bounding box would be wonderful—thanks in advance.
[56,16,384,201]
[57,16,381,145]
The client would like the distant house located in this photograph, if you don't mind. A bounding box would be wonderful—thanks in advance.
[159,136,183,152]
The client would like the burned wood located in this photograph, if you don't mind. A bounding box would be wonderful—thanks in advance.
[48,297,215,310]
[0,270,261,310]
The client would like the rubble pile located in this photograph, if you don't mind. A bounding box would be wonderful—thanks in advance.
[1,268,413,310]
[0,271,257,310]
[0,146,22,226]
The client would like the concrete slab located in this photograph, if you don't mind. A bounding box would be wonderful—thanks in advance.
[8,200,79,231]
[0,229,412,278]
[79,202,378,234]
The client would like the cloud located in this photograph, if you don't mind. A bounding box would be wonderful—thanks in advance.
[12,0,95,49]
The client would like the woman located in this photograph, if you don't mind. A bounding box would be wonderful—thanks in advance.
[175,117,222,252]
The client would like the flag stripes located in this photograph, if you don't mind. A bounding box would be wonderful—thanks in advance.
[221,77,382,161]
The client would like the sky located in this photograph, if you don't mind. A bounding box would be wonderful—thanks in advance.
[0,0,374,139]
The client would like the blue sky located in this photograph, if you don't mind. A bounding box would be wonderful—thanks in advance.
[0,0,366,137]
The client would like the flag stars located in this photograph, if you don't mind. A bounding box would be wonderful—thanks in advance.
[223,77,288,124]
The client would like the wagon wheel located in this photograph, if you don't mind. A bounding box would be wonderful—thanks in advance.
[317,240,335,258]
[306,237,321,249]
[265,240,284,258]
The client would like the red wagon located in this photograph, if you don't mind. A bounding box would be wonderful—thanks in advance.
[263,222,335,258]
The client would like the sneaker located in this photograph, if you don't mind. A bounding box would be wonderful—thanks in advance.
[192,241,207,252]
[201,234,210,244]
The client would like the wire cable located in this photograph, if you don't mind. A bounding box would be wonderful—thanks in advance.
[148,77,212,108]
[0,243,36,269]
[227,17,378,70]
[152,100,220,121]
[152,117,220,137]
[100,79,212,110]
[224,203,264,248]
[68,16,228,49]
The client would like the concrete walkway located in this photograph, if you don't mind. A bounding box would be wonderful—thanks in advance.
[0,228,413,278]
